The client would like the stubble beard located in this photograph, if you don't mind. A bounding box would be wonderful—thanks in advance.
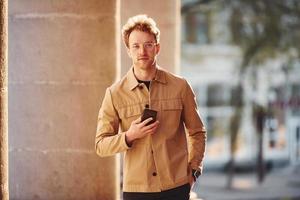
[136,59,156,70]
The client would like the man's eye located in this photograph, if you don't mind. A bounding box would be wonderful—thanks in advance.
[145,43,153,48]
[132,45,139,49]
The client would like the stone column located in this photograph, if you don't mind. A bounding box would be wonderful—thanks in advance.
[9,0,119,199]
[120,0,181,76]
[0,0,8,200]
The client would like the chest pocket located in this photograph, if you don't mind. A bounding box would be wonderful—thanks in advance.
[118,104,144,132]
[159,98,183,139]
[160,98,182,125]
[161,98,182,111]
[118,104,144,121]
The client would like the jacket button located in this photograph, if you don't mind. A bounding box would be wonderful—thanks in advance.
[152,172,157,176]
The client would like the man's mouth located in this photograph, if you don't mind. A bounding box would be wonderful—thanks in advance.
[138,57,149,60]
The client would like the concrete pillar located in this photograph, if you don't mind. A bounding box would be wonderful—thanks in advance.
[0,0,8,200]
[120,0,181,76]
[8,0,119,199]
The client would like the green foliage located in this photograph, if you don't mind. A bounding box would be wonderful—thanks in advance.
[226,0,300,70]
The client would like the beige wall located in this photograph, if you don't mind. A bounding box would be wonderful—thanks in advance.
[120,0,181,76]
[6,0,181,199]
[8,0,119,199]
[1,0,8,199]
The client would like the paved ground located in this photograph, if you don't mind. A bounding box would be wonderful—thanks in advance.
[192,164,300,200]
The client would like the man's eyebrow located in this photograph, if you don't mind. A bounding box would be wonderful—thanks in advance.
[131,41,154,45]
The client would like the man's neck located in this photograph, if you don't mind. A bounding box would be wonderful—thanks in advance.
[133,65,157,81]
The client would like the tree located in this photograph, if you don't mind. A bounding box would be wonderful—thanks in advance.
[228,0,300,71]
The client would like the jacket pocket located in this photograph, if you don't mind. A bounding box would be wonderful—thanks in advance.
[119,104,143,118]
[118,104,143,131]
[161,98,182,111]
[160,99,183,139]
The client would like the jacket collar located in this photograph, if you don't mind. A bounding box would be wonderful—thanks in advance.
[127,66,167,90]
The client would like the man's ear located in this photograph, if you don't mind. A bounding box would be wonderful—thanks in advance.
[126,47,131,57]
[156,43,161,55]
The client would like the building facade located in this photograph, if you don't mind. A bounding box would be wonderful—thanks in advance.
[181,0,300,170]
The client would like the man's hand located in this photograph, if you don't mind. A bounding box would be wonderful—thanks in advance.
[189,173,196,190]
[125,117,159,146]
[188,166,196,190]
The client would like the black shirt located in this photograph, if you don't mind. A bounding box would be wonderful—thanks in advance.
[137,79,151,90]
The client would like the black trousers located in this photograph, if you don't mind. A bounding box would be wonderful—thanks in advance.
[123,183,190,200]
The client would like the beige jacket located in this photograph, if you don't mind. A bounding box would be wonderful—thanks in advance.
[95,67,206,192]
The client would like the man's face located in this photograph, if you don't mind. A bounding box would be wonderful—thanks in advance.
[127,30,160,70]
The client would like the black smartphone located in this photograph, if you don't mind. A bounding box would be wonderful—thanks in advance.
[141,108,157,126]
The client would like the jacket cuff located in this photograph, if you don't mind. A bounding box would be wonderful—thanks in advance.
[122,131,132,149]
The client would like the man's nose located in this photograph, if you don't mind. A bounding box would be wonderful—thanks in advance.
[138,45,146,54]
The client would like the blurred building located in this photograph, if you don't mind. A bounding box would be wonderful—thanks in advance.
[181,0,300,170]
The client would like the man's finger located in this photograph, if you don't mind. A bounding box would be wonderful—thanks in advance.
[144,121,159,133]
[132,117,141,124]
[140,117,153,126]
[143,120,159,129]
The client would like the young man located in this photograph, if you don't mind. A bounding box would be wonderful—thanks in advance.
[95,15,206,200]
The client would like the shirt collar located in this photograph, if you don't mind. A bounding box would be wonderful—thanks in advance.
[154,67,167,84]
[127,66,167,90]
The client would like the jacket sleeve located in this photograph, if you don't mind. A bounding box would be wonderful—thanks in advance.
[95,88,130,157]
[181,80,207,174]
